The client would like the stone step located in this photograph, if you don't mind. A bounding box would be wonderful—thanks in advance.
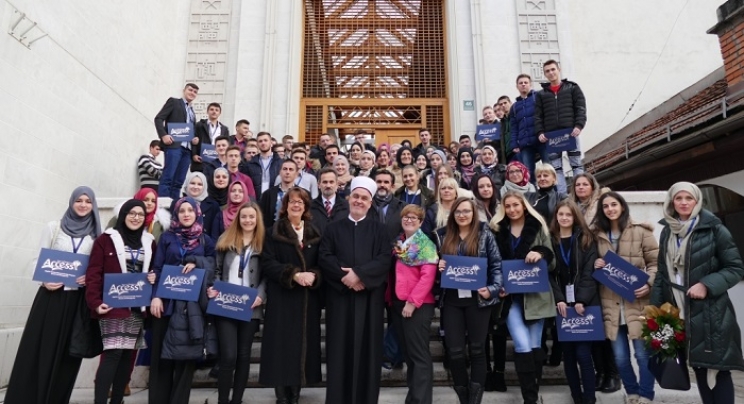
[61,386,702,404]
[189,361,569,388]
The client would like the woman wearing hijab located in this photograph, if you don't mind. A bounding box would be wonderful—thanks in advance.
[211,180,251,241]
[333,155,354,199]
[474,145,506,192]
[421,149,446,190]
[651,182,744,404]
[394,146,415,189]
[358,150,378,178]
[6,186,101,404]
[85,200,157,404]
[456,148,477,189]
[107,189,170,242]
[348,141,364,175]
[500,161,536,198]
[149,197,217,404]
[208,167,231,207]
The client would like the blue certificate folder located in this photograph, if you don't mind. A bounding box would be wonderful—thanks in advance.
[32,248,89,288]
[201,144,218,162]
[155,265,205,302]
[592,251,650,303]
[206,281,258,322]
[474,124,500,142]
[440,255,487,290]
[502,259,550,294]
[545,128,577,154]
[103,273,152,308]
[167,123,194,142]
[556,306,606,342]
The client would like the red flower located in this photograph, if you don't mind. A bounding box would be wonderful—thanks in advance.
[651,339,662,350]
[675,332,685,342]
[647,318,659,331]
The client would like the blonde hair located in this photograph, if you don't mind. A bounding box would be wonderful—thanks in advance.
[534,161,557,180]
[216,202,265,253]
[490,191,550,239]
[435,177,460,229]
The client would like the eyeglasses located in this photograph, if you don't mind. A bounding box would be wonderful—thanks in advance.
[288,200,304,206]
[508,170,522,175]
[454,210,473,217]
[402,216,420,223]
[127,212,146,219]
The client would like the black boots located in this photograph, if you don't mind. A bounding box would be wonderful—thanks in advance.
[288,386,300,404]
[600,373,621,393]
[532,348,545,389]
[453,385,469,404]
[469,382,484,404]
[514,351,539,404]
[485,370,507,392]
[594,372,605,390]
[274,386,300,404]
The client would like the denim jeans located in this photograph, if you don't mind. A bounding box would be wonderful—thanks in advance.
[159,146,191,200]
[506,298,544,353]
[547,137,584,194]
[519,144,550,186]
[563,341,595,401]
[611,325,654,400]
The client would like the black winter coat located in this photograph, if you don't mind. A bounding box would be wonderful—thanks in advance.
[550,229,600,307]
[309,196,349,235]
[259,219,323,386]
[651,209,744,371]
[534,79,587,135]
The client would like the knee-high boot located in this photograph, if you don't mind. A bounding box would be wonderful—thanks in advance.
[532,348,546,391]
[514,351,538,404]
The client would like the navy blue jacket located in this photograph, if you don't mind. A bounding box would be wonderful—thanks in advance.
[242,153,283,199]
[509,90,538,150]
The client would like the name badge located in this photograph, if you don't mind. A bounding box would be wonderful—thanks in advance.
[167,123,194,142]
[556,306,606,342]
[458,289,472,299]
[565,284,575,303]
[103,273,152,308]
[440,255,487,291]
[544,128,577,154]
[592,251,650,302]
[33,248,90,288]
[206,281,258,322]
[155,265,206,302]
[502,259,550,294]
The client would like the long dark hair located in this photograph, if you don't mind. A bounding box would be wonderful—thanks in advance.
[550,199,595,250]
[440,197,480,257]
[471,174,498,216]
[593,191,630,233]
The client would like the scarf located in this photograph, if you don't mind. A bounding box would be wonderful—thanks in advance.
[115,199,146,249]
[170,197,204,251]
[457,148,476,186]
[479,145,498,174]
[60,186,101,239]
[208,167,230,206]
[374,193,393,224]
[662,182,703,320]
[181,172,209,202]
[223,180,250,230]
[506,161,531,186]
[394,229,440,266]
[134,188,158,228]
[501,180,534,195]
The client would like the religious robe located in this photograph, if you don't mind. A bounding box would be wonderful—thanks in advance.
[319,217,392,404]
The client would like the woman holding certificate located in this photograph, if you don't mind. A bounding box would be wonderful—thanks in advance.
[436,197,502,404]
[549,200,599,404]
[6,186,101,404]
[149,197,217,404]
[591,191,658,404]
[85,199,157,404]
[259,187,323,404]
[489,190,555,404]
[651,182,744,404]
[208,201,266,404]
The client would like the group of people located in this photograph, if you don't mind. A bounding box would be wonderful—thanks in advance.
[6,59,744,404]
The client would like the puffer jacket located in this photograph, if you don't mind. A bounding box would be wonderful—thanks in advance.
[509,91,538,150]
[534,79,587,135]
[593,221,658,341]
[651,209,744,371]
[434,222,503,308]
[492,214,556,320]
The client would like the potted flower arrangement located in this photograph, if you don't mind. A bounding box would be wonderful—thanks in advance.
[640,303,690,390]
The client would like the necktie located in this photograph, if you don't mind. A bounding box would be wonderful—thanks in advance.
[325,200,332,217]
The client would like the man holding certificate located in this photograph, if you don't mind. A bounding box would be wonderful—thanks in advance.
[436,197,502,404]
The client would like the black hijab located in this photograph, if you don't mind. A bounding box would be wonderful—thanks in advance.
[115,199,146,249]
[208,167,230,206]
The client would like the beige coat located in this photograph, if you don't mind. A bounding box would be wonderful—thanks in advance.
[593,221,659,341]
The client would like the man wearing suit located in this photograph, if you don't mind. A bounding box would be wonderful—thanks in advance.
[191,102,230,173]
[259,159,299,229]
[310,168,349,235]
[154,83,201,199]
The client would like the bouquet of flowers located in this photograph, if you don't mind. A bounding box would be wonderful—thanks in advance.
[640,303,685,359]
[641,303,690,390]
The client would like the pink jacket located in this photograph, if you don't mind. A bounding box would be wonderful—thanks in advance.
[394,260,437,307]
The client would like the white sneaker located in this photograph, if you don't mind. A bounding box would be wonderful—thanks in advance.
[638,398,653,404]
[626,394,640,404]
